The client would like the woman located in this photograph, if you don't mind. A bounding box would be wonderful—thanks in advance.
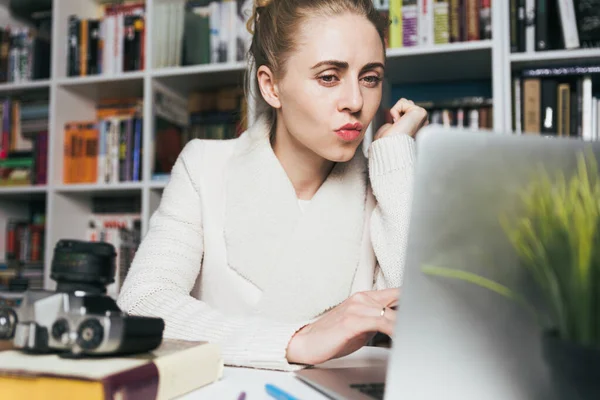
[117,0,428,371]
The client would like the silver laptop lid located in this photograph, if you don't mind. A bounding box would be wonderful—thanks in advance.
[386,125,600,400]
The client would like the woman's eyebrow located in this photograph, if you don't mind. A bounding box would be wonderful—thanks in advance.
[310,60,349,70]
[361,62,385,72]
[310,60,385,72]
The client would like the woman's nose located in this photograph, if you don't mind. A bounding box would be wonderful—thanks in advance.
[338,81,364,113]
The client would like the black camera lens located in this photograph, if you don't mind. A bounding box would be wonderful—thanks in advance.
[51,318,70,341]
[0,307,17,340]
[76,318,104,350]
[51,240,116,294]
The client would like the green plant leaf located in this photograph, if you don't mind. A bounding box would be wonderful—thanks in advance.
[421,265,542,326]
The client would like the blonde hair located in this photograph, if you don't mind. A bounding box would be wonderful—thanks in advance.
[244,0,388,128]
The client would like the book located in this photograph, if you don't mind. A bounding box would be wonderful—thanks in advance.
[0,339,223,400]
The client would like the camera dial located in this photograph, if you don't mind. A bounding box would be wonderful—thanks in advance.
[76,318,104,350]
[51,318,70,341]
[0,308,17,340]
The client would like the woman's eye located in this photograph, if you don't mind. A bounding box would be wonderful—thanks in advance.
[362,76,381,86]
[318,74,338,85]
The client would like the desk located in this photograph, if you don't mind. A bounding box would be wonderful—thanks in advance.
[180,347,390,400]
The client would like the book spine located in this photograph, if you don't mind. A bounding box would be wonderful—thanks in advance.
[418,0,433,45]
[479,0,491,40]
[514,77,522,134]
[557,83,570,136]
[132,117,141,182]
[80,19,88,76]
[389,0,403,48]
[102,362,159,400]
[433,0,450,44]
[123,15,136,72]
[540,79,557,134]
[517,0,526,51]
[575,0,600,48]
[119,119,127,182]
[449,0,461,43]
[125,118,133,181]
[582,76,593,140]
[557,0,580,49]
[523,78,541,134]
[0,28,8,82]
[402,1,418,46]
[525,0,535,52]
[88,20,100,75]
[535,0,548,51]
[521,65,600,77]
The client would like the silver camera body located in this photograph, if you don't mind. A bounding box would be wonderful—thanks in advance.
[4,289,164,357]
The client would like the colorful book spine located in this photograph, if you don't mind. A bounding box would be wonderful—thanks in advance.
[402,0,419,47]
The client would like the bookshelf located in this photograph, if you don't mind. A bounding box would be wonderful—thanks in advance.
[0,0,597,292]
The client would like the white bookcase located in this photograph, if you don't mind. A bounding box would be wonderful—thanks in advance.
[0,0,598,290]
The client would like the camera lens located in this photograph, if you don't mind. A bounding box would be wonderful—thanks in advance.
[0,307,17,340]
[50,240,116,294]
[51,318,70,341]
[76,318,104,350]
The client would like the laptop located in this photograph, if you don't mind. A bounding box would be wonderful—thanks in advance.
[296,125,597,400]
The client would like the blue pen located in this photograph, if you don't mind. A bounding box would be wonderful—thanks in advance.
[265,383,300,400]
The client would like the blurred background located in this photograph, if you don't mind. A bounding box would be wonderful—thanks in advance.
[0,0,598,302]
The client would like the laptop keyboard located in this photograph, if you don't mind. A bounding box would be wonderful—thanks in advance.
[350,383,385,399]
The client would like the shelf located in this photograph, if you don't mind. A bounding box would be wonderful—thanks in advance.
[385,41,493,84]
[0,185,47,200]
[54,182,144,195]
[56,72,145,100]
[510,48,600,69]
[386,40,493,57]
[152,62,246,95]
[149,180,168,189]
[56,71,146,86]
[0,80,51,94]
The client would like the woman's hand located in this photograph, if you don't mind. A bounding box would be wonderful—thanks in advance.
[286,288,399,366]
[374,98,429,141]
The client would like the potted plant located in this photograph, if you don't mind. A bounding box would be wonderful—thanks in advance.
[423,150,599,399]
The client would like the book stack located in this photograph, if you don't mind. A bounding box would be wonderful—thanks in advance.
[0,339,223,399]
[86,196,141,299]
[418,96,494,129]
[151,83,245,181]
[513,65,599,138]
[0,97,49,186]
[186,86,246,141]
[153,0,252,68]
[374,0,492,49]
[2,205,46,292]
[63,98,144,184]
[67,2,146,77]
[0,26,50,83]
[510,0,600,52]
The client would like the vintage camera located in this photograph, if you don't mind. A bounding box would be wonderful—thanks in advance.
[0,240,164,357]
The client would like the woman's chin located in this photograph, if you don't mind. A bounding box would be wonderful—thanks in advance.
[323,145,361,163]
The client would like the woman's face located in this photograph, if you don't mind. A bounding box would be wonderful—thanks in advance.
[271,13,385,162]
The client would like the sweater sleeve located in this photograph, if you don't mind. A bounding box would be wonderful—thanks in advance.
[117,142,309,371]
[367,134,416,289]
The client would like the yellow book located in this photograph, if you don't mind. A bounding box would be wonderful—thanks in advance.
[389,0,403,48]
[0,339,223,400]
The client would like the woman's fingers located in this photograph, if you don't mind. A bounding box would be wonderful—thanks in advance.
[362,287,400,307]
[390,98,413,123]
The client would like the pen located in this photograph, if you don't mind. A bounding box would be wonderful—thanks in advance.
[265,383,300,400]
[237,391,246,400]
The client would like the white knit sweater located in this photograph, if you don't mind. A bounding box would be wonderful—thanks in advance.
[117,116,415,371]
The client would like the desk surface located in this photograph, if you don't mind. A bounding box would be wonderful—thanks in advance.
[180,347,390,400]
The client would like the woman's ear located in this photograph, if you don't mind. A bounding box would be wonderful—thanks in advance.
[256,65,281,109]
